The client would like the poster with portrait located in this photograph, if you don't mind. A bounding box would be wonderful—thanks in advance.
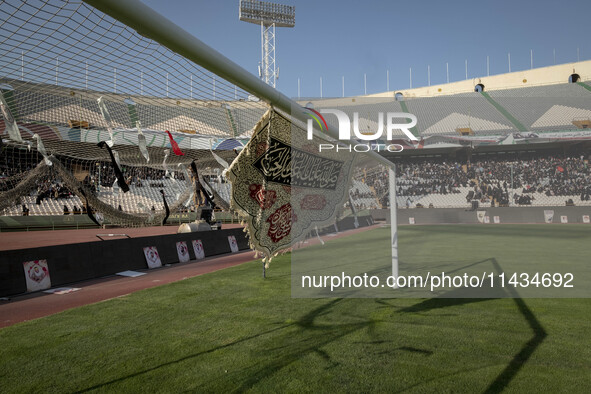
[22,260,51,292]
[143,246,162,269]
[543,210,554,223]
[176,241,190,263]
[476,211,486,223]
[192,240,205,260]
[228,235,239,253]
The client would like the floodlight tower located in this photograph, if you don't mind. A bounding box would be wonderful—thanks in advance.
[239,0,295,88]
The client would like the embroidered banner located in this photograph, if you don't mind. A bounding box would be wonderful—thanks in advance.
[227,109,356,260]
[252,137,343,190]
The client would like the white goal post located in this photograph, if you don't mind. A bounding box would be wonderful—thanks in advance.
[82,0,400,278]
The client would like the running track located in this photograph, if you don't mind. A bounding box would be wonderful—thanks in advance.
[0,224,381,328]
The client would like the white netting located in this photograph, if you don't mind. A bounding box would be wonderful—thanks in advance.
[0,0,269,225]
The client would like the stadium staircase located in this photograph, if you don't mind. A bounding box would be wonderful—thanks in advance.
[398,99,420,138]
[576,81,591,93]
[480,91,528,132]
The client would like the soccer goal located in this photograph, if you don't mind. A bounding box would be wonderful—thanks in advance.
[0,0,268,226]
[0,0,399,283]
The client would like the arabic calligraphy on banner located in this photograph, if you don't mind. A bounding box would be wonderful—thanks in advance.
[227,109,356,260]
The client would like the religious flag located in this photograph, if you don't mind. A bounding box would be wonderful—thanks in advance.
[227,109,356,262]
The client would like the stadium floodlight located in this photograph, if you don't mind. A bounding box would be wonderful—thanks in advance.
[239,0,295,88]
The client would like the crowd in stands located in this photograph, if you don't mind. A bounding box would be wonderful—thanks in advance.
[350,188,374,200]
[91,165,179,190]
[356,150,591,207]
[0,149,41,179]
[36,176,73,202]
[465,153,591,205]
[0,149,41,191]
[63,204,86,215]
[3,143,591,213]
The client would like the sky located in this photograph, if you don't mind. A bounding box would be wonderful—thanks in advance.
[141,0,591,99]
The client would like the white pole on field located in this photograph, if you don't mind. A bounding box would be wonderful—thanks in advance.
[389,165,398,288]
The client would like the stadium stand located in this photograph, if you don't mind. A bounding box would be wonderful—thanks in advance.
[404,93,517,136]
[312,100,413,138]
[0,141,234,218]
[2,79,267,138]
[351,149,591,209]
[2,16,591,222]
[3,89,591,221]
[309,83,591,138]
[350,179,380,210]
[488,83,591,132]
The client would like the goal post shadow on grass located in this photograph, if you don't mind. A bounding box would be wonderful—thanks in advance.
[397,257,547,393]
[486,257,547,393]
[74,264,545,392]
[291,222,590,298]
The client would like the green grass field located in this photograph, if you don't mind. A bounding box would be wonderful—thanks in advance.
[1,225,591,392]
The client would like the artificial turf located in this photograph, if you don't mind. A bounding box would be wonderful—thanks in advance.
[1,225,590,392]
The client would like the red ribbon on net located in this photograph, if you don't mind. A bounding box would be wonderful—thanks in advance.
[165,130,185,156]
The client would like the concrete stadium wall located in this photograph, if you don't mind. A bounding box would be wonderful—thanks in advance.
[0,228,249,297]
[371,206,591,225]
[367,60,591,98]
[316,215,374,235]
[0,215,99,231]
[0,213,235,232]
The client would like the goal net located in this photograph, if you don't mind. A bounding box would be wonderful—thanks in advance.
[0,0,392,276]
[0,0,268,226]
